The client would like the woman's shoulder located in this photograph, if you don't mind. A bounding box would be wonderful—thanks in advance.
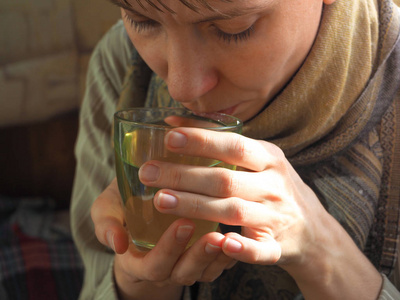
[81,20,135,120]
[95,19,133,60]
[88,19,134,91]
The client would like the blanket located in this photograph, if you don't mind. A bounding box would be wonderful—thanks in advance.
[0,196,83,300]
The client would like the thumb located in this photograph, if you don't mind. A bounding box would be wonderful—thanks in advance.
[221,233,281,265]
[91,178,129,254]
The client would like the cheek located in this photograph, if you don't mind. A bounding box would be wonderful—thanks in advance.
[232,11,315,89]
[218,25,297,92]
[222,45,290,93]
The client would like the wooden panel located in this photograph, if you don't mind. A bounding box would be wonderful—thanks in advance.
[0,110,79,209]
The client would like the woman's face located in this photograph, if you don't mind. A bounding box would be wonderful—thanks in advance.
[117,0,324,121]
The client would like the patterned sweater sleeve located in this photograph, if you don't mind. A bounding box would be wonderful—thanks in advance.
[378,274,400,300]
[70,20,132,300]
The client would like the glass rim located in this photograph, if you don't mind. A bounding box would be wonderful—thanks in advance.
[114,107,243,130]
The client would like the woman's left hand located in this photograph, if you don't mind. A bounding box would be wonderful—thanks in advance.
[138,127,385,300]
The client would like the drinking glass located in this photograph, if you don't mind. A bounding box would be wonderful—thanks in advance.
[114,107,242,250]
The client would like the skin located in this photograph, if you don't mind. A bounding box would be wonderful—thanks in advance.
[91,0,383,299]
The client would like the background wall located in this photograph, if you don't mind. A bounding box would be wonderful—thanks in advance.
[0,0,120,126]
[0,0,121,207]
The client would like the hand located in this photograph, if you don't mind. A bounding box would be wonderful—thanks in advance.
[138,127,324,266]
[138,127,382,300]
[91,179,236,300]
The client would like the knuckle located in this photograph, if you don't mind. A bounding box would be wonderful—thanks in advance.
[256,141,288,172]
[169,167,183,189]
[225,259,237,269]
[270,242,282,264]
[192,133,213,154]
[270,251,281,264]
[229,200,248,224]
[201,134,214,150]
[232,136,247,161]
[216,169,239,197]
[189,196,202,215]
[171,274,195,286]
[269,144,287,168]
[146,269,169,282]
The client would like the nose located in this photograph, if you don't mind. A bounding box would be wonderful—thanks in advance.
[165,34,218,103]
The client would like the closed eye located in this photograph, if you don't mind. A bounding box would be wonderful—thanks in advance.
[123,13,160,33]
[216,25,255,44]
[124,10,255,45]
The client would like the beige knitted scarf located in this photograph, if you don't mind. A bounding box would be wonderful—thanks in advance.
[244,0,381,157]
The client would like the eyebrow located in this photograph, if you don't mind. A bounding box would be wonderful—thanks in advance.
[108,0,264,23]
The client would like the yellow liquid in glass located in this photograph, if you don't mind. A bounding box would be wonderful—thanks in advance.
[115,127,234,249]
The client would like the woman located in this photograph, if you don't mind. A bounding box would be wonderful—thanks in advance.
[71,0,400,299]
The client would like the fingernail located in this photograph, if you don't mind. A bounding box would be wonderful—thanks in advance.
[106,231,115,252]
[156,192,178,209]
[205,243,222,254]
[166,131,187,148]
[176,225,194,242]
[225,238,242,253]
[139,164,160,182]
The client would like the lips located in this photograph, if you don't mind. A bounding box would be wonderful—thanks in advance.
[217,104,238,116]
[185,102,239,117]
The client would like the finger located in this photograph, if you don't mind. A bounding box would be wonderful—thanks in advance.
[128,218,195,282]
[153,190,278,227]
[114,251,183,299]
[200,252,237,282]
[91,178,129,254]
[225,259,238,270]
[170,232,225,285]
[139,160,284,201]
[221,233,282,265]
[164,128,285,172]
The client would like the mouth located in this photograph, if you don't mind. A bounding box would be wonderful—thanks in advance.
[217,106,236,115]
[186,103,239,117]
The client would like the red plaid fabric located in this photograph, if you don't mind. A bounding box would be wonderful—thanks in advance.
[0,197,83,300]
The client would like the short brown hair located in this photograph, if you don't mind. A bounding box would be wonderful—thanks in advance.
[129,0,232,13]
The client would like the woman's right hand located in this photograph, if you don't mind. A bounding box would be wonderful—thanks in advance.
[90,178,236,300]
